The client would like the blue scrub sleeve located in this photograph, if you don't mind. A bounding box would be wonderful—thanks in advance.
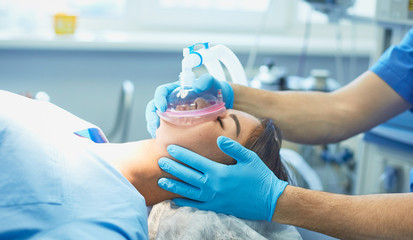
[31,218,148,240]
[410,168,413,192]
[370,28,413,105]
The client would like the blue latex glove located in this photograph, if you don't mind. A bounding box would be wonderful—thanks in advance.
[157,136,288,221]
[145,74,234,138]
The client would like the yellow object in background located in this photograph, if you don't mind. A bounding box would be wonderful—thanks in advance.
[54,13,77,35]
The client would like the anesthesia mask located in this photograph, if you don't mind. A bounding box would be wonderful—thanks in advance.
[157,43,248,126]
[157,71,227,126]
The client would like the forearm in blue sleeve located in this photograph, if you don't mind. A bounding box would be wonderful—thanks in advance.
[370,28,413,105]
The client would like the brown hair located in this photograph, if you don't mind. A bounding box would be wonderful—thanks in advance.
[243,118,289,182]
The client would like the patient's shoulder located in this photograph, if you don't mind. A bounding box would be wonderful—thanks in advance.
[0,90,99,135]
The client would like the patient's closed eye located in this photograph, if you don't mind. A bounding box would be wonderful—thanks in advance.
[217,117,223,128]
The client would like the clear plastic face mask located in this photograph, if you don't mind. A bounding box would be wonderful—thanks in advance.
[157,87,226,126]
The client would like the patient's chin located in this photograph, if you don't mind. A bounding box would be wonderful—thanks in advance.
[220,156,236,165]
[209,152,235,165]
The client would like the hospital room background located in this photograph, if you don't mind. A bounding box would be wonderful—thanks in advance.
[1,0,412,239]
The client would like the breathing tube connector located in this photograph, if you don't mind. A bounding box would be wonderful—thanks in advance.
[180,43,204,88]
[157,43,226,126]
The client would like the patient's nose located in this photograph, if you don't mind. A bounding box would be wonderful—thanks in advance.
[194,98,211,109]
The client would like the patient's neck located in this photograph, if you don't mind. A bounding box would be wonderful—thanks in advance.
[93,139,179,206]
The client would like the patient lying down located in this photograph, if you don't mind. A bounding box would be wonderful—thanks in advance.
[96,109,289,205]
[91,108,300,239]
[0,90,299,239]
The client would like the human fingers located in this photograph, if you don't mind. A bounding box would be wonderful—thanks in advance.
[145,100,159,138]
[158,178,205,201]
[154,82,179,112]
[217,136,258,164]
[193,74,217,92]
[193,74,234,109]
[158,157,206,188]
[166,145,222,173]
[173,198,207,209]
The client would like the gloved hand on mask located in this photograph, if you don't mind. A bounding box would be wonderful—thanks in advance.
[145,74,234,138]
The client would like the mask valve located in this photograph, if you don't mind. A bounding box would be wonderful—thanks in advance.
[157,43,226,126]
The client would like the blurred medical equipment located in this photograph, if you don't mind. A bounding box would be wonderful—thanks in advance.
[298,0,365,85]
[34,91,51,102]
[303,0,355,23]
[249,0,357,90]
[375,0,413,26]
[250,59,287,91]
[107,80,134,143]
[251,63,340,92]
[280,149,323,191]
[244,0,276,77]
[355,0,413,195]
[20,91,51,101]
[157,42,247,126]
[286,69,340,92]
[356,112,413,194]
[373,0,413,59]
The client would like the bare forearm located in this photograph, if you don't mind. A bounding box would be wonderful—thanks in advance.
[231,84,350,144]
[273,186,413,240]
[231,71,412,144]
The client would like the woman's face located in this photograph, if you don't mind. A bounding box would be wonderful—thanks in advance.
[156,109,261,164]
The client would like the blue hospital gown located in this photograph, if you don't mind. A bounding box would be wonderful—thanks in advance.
[0,90,148,239]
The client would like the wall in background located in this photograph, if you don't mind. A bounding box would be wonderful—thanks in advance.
[0,49,369,141]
